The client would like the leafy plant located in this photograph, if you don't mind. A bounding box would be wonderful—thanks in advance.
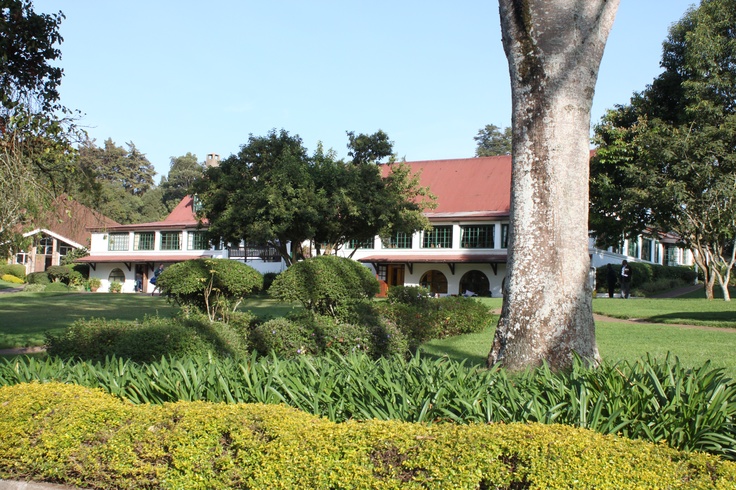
[108,281,122,293]
[155,258,262,322]
[269,255,379,316]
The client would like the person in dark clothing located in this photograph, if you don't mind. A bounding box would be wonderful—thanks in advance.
[606,264,617,298]
[620,260,632,299]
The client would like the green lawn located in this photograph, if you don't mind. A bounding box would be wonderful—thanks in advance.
[3,291,736,378]
[0,292,177,349]
[0,292,295,349]
[591,296,736,328]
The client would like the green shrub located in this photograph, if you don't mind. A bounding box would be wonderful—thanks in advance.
[262,272,278,292]
[22,284,46,292]
[156,258,262,322]
[44,282,71,292]
[45,265,71,283]
[387,285,431,306]
[269,255,379,316]
[44,315,249,363]
[378,297,493,350]
[1,274,24,284]
[0,264,26,280]
[250,317,319,358]
[596,263,697,296]
[1,382,734,489]
[25,272,49,285]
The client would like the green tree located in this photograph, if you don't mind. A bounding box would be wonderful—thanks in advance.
[194,129,318,266]
[161,152,204,211]
[75,137,163,224]
[590,0,736,301]
[311,138,433,256]
[0,1,84,254]
[156,258,262,322]
[474,124,512,156]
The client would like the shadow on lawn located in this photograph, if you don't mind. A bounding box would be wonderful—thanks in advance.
[643,311,736,328]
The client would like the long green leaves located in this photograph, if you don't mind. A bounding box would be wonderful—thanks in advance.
[1,352,735,459]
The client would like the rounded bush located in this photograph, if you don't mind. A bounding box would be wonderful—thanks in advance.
[25,272,49,285]
[387,285,431,306]
[156,258,262,320]
[45,315,250,363]
[250,317,319,358]
[0,264,26,280]
[270,255,379,316]
[44,282,71,292]
[45,265,71,283]
[1,274,24,284]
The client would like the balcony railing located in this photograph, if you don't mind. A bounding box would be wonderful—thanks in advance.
[228,244,281,262]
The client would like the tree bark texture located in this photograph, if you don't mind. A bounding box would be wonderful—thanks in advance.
[489,0,619,371]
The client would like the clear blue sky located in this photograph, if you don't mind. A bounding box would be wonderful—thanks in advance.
[34,1,697,180]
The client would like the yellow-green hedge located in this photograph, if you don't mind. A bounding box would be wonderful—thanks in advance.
[1,382,735,489]
[1,274,24,284]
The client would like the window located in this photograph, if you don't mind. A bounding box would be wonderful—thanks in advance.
[641,238,652,262]
[37,236,53,255]
[420,270,448,295]
[627,239,639,258]
[461,225,494,248]
[376,265,388,281]
[108,268,126,283]
[459,270,490,296]
[382,232,412,249]
[348,238,374,249]
[501,224,509,249]
[58,244,74,257]
[134,232,155,251]
[187,231,209,250]
[422,226,452,248]
[160,231,181,250]
[108,233,129,252]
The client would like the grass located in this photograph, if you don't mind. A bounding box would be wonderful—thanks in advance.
[0,292,177,349]
[0,292,295,350]
[592,296,736,328]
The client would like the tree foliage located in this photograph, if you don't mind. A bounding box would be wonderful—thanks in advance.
[155,259,262,322]
[160,152,204,211]
[590,0,736,300]
[269,255,379,316]
[194,129,433,264]
[474,124,512,156]
[0,1,86,253]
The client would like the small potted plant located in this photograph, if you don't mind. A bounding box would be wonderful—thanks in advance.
[109,281,122,293]
[88,277,101,292]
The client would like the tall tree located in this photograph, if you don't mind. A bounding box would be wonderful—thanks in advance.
[0,1,82,253]
[75,137,162,224]
[590,0,736,301]
[474,124,512,156]
[488,0,619,371]
[194,129,319,266]
[161,152,205,210]
[311,137,433,255]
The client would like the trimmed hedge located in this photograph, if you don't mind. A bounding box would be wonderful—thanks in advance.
[0,264,25,280]
[45,315,253,363]
[1,382,734,489]
[1,274,24,284]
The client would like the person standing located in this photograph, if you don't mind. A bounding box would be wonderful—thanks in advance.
[606,264,617,298]
[620,260,632,299]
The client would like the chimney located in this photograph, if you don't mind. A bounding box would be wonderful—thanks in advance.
[206,153,220,168]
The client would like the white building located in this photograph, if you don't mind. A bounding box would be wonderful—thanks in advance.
[78,196,286,293]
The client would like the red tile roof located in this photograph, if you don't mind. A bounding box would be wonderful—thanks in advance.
[89,196,205,232]
[384,156,511,220]
[28,196,120,247]
[77,253,215,263]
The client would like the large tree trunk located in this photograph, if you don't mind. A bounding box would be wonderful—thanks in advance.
[488,0,619,371]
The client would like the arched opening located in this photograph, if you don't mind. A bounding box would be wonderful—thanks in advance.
[419,270,448,296]
[459,270,490,296]
[108,268,126,283]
